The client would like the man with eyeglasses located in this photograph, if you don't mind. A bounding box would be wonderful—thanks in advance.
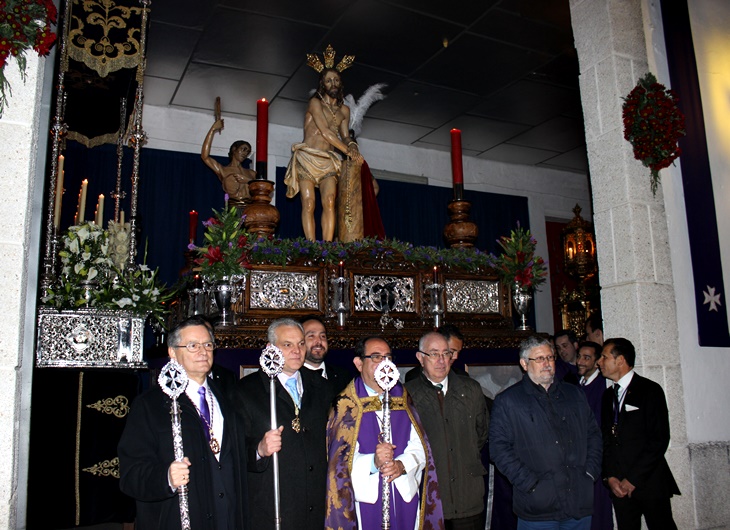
[489,336,602,530]
[325,335,444,530]
[236,318,332,530]
[405,332,489,530]
[118,316,250,529]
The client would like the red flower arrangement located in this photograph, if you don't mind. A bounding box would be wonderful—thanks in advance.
[622,72,686,195]
[0,0,57,115]
[495,224,548,290]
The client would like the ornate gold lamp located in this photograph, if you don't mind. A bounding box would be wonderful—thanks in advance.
[559,204,599,333]
[562,204,597,281]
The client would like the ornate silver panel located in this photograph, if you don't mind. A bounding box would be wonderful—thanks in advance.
[36,308,146,368]
[249,271,319,310]
[354,275,415,313]
[446,279,501,313]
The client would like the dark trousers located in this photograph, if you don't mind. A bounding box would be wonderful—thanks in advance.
[446,512,484,530]
[612,495,677,530]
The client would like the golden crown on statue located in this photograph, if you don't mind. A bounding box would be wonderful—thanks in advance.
[306,44,355,73]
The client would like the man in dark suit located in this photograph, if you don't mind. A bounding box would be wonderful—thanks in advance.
[405,323,467,382]
[300,314,351,396]
[598,337,680,529]
[118,316,249,530]
[577,341,613,530]
[237,318,331,530]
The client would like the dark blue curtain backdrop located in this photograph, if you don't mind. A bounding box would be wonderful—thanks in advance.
[61,142,528,288]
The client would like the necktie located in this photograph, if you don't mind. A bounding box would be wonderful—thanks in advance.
[434,382,445,412]
[612,383,621,427]
[580,378,587,386]
[434,383,443,391]
[198,386,211,441]
[285,377,301,407]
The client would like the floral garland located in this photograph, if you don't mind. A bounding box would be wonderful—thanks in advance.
[494,224,547,290]
[622,72,686,195]
[0,0,57,115]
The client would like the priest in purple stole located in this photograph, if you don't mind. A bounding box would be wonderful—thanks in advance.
[325,336,444,530]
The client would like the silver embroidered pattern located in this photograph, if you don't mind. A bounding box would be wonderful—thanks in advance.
[353,275,415,313]
[36,308,146,368]
[445,279,500,313]
[249,271,319,310]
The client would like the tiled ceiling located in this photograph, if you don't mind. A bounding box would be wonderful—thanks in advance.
[143,0,588,173]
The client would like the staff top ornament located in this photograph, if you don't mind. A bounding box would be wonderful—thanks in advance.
[374,359,400,392]
[158,359,189,399]
[306,44,355,73]
[260,344,285,377]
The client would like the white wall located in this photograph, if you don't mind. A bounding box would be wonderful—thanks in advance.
[658,0,730,443]
[143,105,592,333]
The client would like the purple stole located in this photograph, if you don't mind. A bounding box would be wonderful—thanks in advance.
[325,378,444,530]
[355,378,419,530]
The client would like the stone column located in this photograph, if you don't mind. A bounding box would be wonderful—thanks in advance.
[0,51,50,527]
[569,0,693,526]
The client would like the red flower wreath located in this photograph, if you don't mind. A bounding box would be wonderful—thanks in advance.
[622,73,686,195]
[0,0,58,115]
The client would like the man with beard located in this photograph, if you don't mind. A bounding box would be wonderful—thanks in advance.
[301,315,351,397]
[489,336,601,529]
[284,44,363,241]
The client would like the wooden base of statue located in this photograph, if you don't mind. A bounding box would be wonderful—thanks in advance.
[336,159,364,243]
[443,199,478,248]
[244,179,279,239]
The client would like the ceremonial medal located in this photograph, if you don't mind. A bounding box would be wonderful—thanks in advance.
[292,404,301,433]
[209,435,221,454]
[611,424,618,436]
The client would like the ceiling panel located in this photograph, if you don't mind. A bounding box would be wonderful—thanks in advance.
[134,0,589,175]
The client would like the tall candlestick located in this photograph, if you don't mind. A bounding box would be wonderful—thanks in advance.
[78,179,88,223]
[256,98,269,180]
[432,265,438,285]
[450,129,464,201]
[95,194,104,226]
[53,158,64,230]
[189,210,198,243]
[338,260,344,278]
[119,209,125,225]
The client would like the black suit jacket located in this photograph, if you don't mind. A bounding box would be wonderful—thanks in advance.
[601,373,680,499]
[118,381,249,530]
[236,368,331,530]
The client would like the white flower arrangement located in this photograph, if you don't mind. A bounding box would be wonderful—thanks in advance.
[44,222,171,325]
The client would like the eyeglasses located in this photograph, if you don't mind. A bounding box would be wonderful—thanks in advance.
[527,354,556,364]
[418,350,454,361]
[362,353,394,363]
[173,342,216,353]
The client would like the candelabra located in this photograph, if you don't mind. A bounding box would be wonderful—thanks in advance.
[331,275,350,329]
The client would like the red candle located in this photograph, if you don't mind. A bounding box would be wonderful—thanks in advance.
[450,129,463,185]
[189,210,198,243]
[432,266,438,284]
[338,261,345,277]
[256,99,269,163]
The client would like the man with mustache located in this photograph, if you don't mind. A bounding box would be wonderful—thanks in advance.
[284,45,363,241]
[489,336,602,529]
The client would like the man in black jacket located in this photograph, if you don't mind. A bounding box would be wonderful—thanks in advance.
[237,318,331,530]
[489,335,602,530]
[405,331,489,530]
[300,314,351,396]
[118,316,250,530]
[598,338,679,529]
